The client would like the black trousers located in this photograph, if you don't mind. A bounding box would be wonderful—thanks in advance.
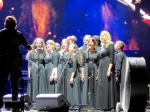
[0,56,21,108]
[116,81,120,102]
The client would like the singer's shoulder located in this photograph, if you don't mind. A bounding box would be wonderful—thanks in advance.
[0,28,6,33]
[58,50,63,56]
[53,51,59,55]
[108,43,115,47]
[82,50,88,54]
[58,50,62,54]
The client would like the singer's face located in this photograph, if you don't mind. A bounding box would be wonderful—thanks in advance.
[62,40,68,50]
[84,37,90,45]
[89,41,94,48]
[100,36,106,43]
[114,42,120,51]
[35,40,42,49]
[69,44,74,54]
[56,43,60,51]
[46,44,52,50]
[68,39,74,45]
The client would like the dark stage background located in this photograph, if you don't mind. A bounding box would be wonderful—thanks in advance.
[0,0,150,93]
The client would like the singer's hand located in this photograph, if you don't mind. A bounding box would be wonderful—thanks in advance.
[96,75,98,81]
[70,78,74,84]
[54,75,58,81]
[28,72,31,79]
[81,75,84,82]
[50,76,54,82]
[107,71,112,77]
[28,74,30,79]
[116,77,119,82]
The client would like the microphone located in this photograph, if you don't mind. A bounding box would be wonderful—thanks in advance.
[86,46,91,51]
[37,48,43,50]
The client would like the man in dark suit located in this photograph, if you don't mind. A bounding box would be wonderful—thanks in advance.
[0,16,31,112]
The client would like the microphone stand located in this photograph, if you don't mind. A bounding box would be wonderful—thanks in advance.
[38,53,39,93]
[62,53,65,95]
[86,48,94,111]
[59,54,70,96]
[37,48,42,94]
[87,50,91,110]
[88,66,94,110]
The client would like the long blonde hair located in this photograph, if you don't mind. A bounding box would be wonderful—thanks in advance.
[26,38,47,60]
[100,30,113,48]
[70,44,82,65]
[60,38,69,56]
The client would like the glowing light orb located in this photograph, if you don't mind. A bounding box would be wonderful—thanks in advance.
[0,0,3,11]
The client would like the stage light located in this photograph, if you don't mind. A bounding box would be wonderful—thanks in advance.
[11,7,14,10]
[48,32,51,35]
[117,0,150,26]
[0,0,3,11]
[117,0,135,11]
[124,21,127,24]
[117,0,128,6]
[53,35,56,38]
[85,14,88,17]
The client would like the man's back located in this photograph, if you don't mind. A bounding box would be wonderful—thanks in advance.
[0,28,31,55]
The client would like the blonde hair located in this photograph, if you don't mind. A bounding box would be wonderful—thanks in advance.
[61,38,69,50]
[26,38,47,60]
[46,39,56,51]
[70,44,82,65]
[116,40,124,50]
[83,34,91,44]
[100,30,112,48]
[59,38,69,56]
[67,35,77,43]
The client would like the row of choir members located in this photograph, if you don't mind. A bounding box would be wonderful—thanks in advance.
[26,31,125,110]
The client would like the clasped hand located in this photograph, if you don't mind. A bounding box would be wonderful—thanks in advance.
[50,75,57,82]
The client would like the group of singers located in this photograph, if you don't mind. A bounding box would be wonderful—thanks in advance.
[26,30,125,111]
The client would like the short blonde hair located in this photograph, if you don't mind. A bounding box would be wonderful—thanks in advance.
[83,35,91,43]
[67,35,77,43]
[46,39,56,51]
[116,41,124,50]
[100,30,112,48]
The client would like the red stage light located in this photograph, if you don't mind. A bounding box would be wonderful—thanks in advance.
[0,0,3,11]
